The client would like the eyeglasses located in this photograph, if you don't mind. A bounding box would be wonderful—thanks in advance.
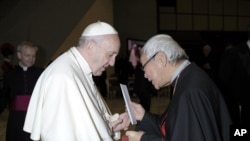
[141,52,158,70]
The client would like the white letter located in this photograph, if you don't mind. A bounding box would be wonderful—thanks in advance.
[241,129,247,136]
[234,129,241,136]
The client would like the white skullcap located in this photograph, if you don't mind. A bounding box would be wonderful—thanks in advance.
[81,21,118,36]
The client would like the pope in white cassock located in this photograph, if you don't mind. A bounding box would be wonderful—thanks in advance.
[23,21,130,141]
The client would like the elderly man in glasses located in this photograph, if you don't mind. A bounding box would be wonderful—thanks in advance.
[125,34,232,141]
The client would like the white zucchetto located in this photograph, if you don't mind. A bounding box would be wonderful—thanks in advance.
[81,21,118,36]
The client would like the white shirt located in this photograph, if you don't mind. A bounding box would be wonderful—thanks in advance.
[171,60,191,84]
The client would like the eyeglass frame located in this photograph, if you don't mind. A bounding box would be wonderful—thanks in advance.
[141,52,158,70]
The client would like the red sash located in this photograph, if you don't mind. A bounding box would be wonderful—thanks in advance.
[121,135,128,141]
[160,114,167,137]
[11,95,31,111]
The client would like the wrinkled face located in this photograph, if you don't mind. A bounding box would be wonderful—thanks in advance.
[17,46,37,67]
[91,34,120,76]
[140,52,172,90]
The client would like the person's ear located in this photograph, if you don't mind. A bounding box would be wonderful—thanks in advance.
[17,52,21,60]
[86,40,96,54]
[155,51,167,67]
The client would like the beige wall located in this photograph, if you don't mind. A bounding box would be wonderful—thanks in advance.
[113,0,157,58]
[2,0,249,68]
[50,0,116,76]
[0,0,94,68]
[51,0,115,61]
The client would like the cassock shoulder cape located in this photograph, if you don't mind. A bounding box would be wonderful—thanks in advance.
[136,63,232,141]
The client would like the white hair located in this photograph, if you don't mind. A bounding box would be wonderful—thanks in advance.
[141,34,188,65]
[17,41,38,53]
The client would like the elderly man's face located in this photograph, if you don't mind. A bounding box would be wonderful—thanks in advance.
[17,46,37,67]
[140,52,172,90]
[140,53,161,89]
[91,34,120,76]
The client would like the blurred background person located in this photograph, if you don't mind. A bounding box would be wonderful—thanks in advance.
[0,41,44,141]
[132,45,157,111]
[0,42,15,76]
[93,70,108,98]
[198,43,218,82]
[0,42,15,117]
[218,25,250,126]
[114,56,134,98]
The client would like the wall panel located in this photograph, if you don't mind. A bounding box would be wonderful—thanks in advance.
[158,0,250,32]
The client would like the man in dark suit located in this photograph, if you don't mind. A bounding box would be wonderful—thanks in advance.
[218,25,250,126]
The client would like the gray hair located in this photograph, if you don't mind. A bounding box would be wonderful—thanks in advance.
[141,34,188,65]
[17,41,38,53]
[78,36,87,46]
[78,35,105,47]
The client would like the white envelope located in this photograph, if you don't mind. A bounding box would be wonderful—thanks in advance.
[120,84,137,125]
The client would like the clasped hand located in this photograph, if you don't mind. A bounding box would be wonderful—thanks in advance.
[111,112,130,132]
[112,102,146,141]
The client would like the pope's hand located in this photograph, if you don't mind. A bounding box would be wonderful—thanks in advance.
[112,112,130,132]
[125,130,144,141]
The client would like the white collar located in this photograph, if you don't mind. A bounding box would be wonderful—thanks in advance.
[19,62,28,71]
[70,47,92,75]
[69,47,94,85]
[171,60,191,84]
